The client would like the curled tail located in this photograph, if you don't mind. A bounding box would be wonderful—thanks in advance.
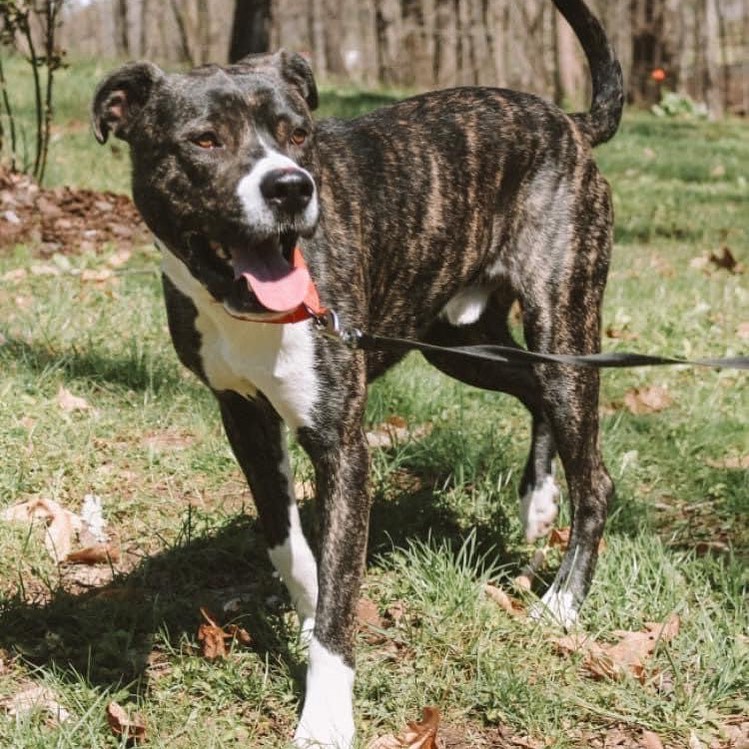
[553,0,624,146]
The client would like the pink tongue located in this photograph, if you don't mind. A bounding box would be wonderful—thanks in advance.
[231,247,311,313]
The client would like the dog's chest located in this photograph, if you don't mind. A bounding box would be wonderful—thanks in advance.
[161,248,320,430]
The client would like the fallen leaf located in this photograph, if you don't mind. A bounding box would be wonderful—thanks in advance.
[738,322,749,341]
[623,386,673,415]
[484,583,524,617]
[57,386,90,412]
[641,730,665,749]
[197,607,251,659]
[605,324,639,341]
[554,615,680,683]
[65,544,119,565]
[1,498,82,562]
[1,684,71,724]
[106,701,146,744]
[367,707,441,749]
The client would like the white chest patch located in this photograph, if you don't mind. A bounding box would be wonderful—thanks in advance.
[161,247,319,430]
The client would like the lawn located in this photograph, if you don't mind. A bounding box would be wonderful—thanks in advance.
[0,57,747,748]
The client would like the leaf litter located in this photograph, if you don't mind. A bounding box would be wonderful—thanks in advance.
[197,607,252,660]
[554,615,681,683]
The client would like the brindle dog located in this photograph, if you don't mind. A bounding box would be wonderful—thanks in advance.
[93,0,623,745]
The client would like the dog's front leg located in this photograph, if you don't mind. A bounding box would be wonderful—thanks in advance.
[294,363,370,749]
[217,390,318,638]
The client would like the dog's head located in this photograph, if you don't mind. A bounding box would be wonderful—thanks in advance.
[92,51,320,320]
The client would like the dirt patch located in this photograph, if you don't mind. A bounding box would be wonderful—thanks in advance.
[0,167,149,256]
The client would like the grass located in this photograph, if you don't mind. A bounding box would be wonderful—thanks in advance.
[0,57,747,748]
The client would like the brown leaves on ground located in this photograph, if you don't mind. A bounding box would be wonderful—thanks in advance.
[367,707,441,749]
[0,166,149,256]
[1,497,82,562]
[1,684,71,724]
[1,497,117,566]
[622,386,673,415]
[554,615,680,683]
[106,701,147,745]
[197,607,252,660]
[484,583,525,617]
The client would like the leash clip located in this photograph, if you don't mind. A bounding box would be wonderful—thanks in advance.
[311,308,362,349]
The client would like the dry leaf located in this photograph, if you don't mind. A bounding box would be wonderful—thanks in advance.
[484,584,524,617]
[1,498,82,562]
[737,322,749,341]
[1,685,71,723]
[367,707,441,749]
[65,544,119,565]
[106,701,146,744]
[57,386,90,412]
[605,324,639,341]
[197,607,251,659]
[548,527,571,549]
[554,615,680,683]
[641,730,665,749]
[623,386,673,415]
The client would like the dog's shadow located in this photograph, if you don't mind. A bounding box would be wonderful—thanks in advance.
[0,462,514,700]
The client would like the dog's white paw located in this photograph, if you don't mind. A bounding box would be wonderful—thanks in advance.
[294,637,355,749]
[529,586,578,630]
[520,475,560,543]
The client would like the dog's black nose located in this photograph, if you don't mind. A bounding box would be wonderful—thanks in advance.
[260,168,314,214]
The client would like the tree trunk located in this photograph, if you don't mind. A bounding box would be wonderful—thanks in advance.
[229,0,271,62]
[114,0,130,57]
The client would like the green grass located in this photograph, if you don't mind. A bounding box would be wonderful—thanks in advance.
[0,57,747,748]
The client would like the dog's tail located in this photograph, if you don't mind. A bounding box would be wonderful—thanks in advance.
[553,0,624,146]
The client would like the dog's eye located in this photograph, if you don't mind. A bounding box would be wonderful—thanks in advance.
[290,128,308,147]
[191,132,221,150]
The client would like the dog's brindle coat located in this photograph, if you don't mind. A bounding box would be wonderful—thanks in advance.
[93,1,623,744]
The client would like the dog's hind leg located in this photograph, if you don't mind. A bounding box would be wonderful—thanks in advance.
[423,298,560,541]
[519,191,615,628]
[217,390,318,640]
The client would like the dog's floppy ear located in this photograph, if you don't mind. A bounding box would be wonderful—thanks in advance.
[92,61,164,144]
[236,50,319,111]
[278,51,318,111]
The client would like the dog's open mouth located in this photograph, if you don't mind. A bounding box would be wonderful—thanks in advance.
[220,233,316,321]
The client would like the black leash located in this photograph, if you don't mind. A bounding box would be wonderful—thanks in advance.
[311,309,749,371]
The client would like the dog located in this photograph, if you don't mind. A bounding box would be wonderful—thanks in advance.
[92,0,622,744]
